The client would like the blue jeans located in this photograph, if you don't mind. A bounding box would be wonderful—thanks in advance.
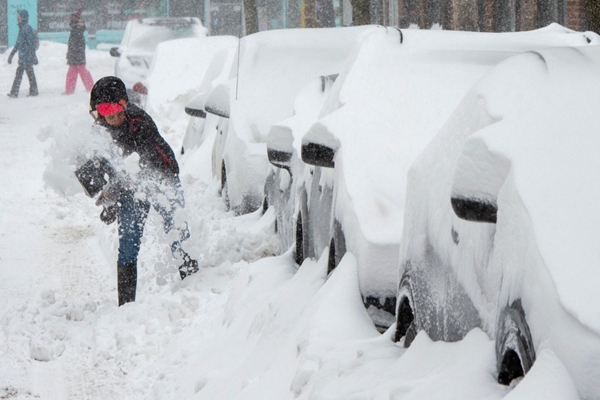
[117,196,150,266]
[116,188,190,266]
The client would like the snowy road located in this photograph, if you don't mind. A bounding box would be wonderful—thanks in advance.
[0,41,585,400]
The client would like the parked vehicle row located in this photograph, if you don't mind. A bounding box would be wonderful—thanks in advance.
[192,26,370,214]
[181,23,600,397]
[263,24,597,331]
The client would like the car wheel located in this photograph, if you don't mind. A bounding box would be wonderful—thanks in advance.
[295,211,305,265]
[496,299,536,386]
[262,194,269,214]
[394,272,417,347]
[221,161,230,211]
[263,169,275,215]
[327,219,346,274]
[327,237,336,274]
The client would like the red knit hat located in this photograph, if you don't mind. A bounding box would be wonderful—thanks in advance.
[96,103,124,116]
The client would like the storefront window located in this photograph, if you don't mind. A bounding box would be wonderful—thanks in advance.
[37,0,170,33]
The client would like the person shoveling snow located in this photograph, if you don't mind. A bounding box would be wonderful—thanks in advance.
[76,76,199,306]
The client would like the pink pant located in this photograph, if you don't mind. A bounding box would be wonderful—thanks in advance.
[65,65,94,94]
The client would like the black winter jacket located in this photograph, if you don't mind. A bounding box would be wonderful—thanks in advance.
[9,21,36,66]
[67,21,87,66]
[102,104,180,183]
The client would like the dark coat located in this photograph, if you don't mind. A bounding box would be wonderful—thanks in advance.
[103,103,180,183]
[67,20,87,66]
[9,21,36,66]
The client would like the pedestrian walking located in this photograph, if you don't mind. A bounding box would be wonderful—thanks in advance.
[7,9,38,98]
[77,76,199,306]
[64,7,94,95]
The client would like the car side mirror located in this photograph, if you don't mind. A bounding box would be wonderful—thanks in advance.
[301,122,339,169]
[451,137,510,225]
[109,47,121,58]
[451,197,497,223]
[267,125,293,170]
[185,91,208,118]
[204,84,230,119]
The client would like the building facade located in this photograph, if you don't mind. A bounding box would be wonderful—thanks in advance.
[1,0,598,49]
[37,0,172,33]
[390,0,597,32]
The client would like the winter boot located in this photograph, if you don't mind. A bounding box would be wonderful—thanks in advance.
[179,253,199,280]
[117,262,137,306]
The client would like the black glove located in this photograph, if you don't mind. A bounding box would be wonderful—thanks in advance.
[7,55,12,64]
[95,184,122,207]
[100,205,117,225]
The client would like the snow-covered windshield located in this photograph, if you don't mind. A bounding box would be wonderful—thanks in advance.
[122,18,205,51]
[130,25,201,51]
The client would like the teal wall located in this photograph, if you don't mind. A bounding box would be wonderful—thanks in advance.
[7,0,37,47]
[38,30,124,50]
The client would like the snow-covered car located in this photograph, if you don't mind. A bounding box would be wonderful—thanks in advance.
[264,73,339,257]
[179,37,238,155]
[146,35,237,126]
[266,25,598,332]
[109,17,207,105]
[394,40,600,395]
[202,26,371,215]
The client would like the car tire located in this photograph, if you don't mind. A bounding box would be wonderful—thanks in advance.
[221,161,230,212]
[327,237,336,274]
[295,211,305,265]
[394,272,417,347]
[327,219,346,274]
[262,194,269,215]
[263,169,275,215]
[496,299,536,386]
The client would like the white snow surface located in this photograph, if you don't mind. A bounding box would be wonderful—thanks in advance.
[0,38,588,399]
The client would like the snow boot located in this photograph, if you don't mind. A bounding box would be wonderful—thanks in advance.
[179,254,199,280]
[118,261,137,306]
